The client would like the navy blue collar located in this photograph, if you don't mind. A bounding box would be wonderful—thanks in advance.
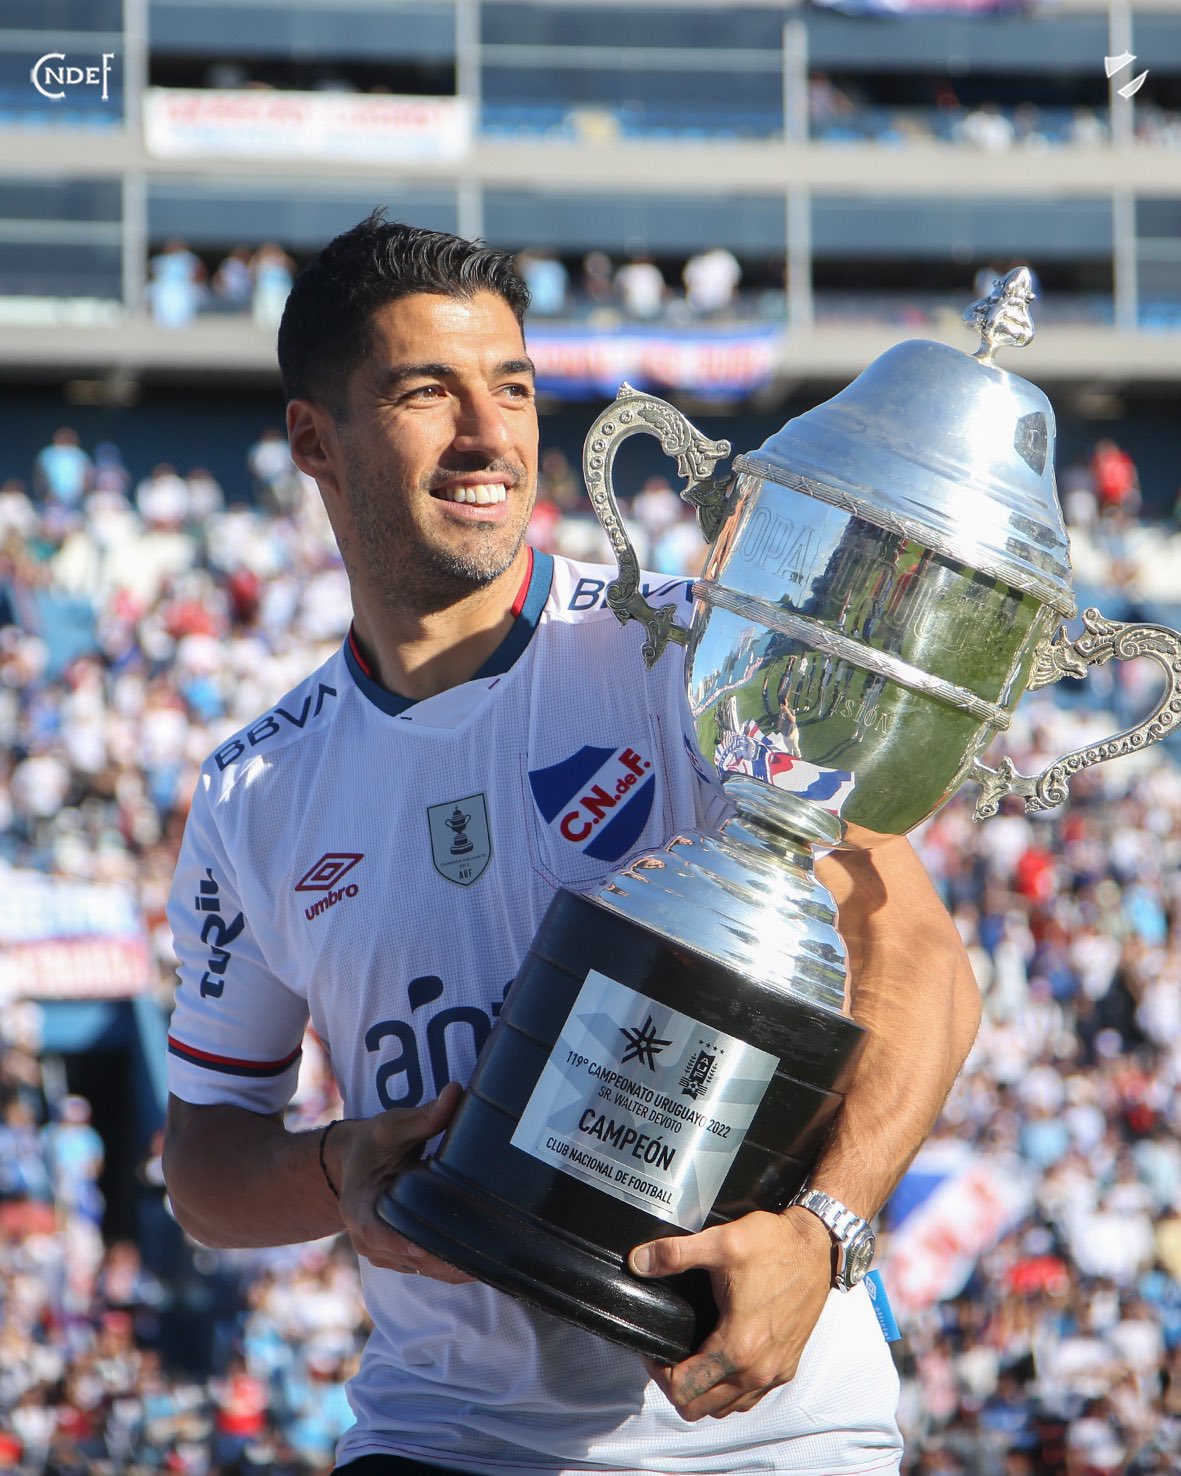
[343,549,554,716]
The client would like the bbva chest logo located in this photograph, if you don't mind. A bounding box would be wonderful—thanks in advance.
[529,744,656,863]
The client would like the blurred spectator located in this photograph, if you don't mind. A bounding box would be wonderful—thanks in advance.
[958,103,1016,151]
[213,247,255,309]
[33,429,92,511]
[246,429,303,513]
[580,250,616,310]
[210,1355,269,1469]
[538,447,580,513]
[135,465,190,529]
[1012,103,1047,149]
[629,474,682,564]
[517,250,569,316]
[0,1097,53,1203]
[92,443,132,501]
[184,469,226,525]
[1070,107,1108,146]
[683,247,742,317]
[1060,456,1099,532]
[1091,438,1141,519]
[615,254,666,318]
[148,241,206,329]
[43,1095,104,1226]
[807,71,858,135]
[250,244,296,330]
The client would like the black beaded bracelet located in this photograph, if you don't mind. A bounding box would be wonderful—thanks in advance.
[318,1119,343,1200]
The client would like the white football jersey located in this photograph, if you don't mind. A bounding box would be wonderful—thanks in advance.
[167,551,901,1475]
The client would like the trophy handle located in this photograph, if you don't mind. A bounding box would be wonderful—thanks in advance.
[970,607,1181,819]
[582,383,733,668]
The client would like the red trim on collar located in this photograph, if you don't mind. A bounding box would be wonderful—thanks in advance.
[347,624,373,677]
[347,548,535,675]
[510,546,535,619]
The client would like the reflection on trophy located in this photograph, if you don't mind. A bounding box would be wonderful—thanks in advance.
[381,269,1181,1362]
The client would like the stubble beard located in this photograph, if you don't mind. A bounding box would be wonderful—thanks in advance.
[342,447,533,613]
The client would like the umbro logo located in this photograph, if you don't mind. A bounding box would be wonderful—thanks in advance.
[296,853,363,891]
[296,852,363,922]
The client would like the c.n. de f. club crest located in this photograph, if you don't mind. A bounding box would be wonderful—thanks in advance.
[528,744,656,863]
[427,794,491,886]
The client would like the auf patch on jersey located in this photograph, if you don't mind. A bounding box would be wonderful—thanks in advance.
[427,794,492,886]
[528,745,656,863]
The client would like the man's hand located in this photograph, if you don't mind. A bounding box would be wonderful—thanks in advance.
[628,1207,834,1421]
[331,1083,474,1284]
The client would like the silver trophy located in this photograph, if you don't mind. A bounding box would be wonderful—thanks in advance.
[381,270,1181,1362]
[587,267,1181,859]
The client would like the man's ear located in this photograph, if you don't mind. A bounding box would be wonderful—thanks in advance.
[286,399,342,499]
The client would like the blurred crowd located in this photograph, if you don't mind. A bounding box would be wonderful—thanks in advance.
[1,420,1181,1473]
[147,244,297,331]
[146,240,751,330]
[806,74,1181,151]
[151,61,1181,151]
[142,237,1173,338]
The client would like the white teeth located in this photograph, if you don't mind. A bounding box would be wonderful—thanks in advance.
[438,483,507,505]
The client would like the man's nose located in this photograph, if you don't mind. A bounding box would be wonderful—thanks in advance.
[452,391,514,458]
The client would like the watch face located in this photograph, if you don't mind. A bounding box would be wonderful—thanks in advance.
[844,1231,876,1287]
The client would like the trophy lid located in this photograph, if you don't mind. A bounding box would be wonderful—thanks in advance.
[737,268,1076,617]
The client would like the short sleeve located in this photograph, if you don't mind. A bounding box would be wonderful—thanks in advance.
[165,772,309,1114]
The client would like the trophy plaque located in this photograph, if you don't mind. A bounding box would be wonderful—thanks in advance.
[381,269,1181,1362]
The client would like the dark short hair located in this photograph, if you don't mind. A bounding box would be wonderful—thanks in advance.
[277,209,531,417]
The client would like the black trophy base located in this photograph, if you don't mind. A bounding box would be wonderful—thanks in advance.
[384,1145,719,1363]
[380,888,864,1365]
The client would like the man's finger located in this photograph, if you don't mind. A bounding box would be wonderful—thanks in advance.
[628,1228,713,1279]
[353,1222,474,1282]
[722,1388,769,1416]
[404,1253,474,1284]
[384,1082,462,1151]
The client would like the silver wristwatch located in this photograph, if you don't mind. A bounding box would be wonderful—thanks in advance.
[789,1187,877,1291]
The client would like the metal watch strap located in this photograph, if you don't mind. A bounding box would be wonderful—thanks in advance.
[790,1187,874,1289]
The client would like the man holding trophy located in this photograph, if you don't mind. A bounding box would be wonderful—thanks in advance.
[164,210,1176,1475]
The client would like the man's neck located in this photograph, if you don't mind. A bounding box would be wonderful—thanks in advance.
[350,547,533,703]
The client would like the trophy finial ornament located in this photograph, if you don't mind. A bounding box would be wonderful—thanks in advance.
[963,264,1036,362]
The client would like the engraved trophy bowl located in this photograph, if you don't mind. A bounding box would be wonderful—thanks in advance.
[381,270,1181,1363]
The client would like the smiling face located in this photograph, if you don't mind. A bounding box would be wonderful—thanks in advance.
[321,290,539,615]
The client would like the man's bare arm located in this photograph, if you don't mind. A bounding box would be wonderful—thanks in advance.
[806,833,982,1219]
[163,1088,471,1281]
[163,1097,341,1248]
[629,834,981,1420]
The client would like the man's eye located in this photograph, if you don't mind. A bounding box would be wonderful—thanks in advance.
[502,382,534,399]
[406,384,444,400]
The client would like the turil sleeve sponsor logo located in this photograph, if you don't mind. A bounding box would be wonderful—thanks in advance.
[193,867,245,998]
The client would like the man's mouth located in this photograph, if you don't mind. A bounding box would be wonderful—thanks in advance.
[433,483,508,505]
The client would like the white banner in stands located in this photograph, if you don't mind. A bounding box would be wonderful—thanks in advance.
[145,88,471,163]
[882,1148,1036,1315]
[0,870,151,1000]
